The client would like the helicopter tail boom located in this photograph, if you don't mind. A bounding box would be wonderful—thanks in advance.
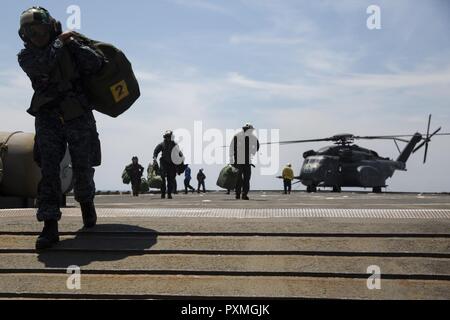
[396,133,423,164]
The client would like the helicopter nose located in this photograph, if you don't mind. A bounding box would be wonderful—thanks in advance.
[302,163,321,175]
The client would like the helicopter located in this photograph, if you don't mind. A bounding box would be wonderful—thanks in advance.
[272,115,450,193]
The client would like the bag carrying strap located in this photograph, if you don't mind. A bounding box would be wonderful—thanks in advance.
[70,31,108,61]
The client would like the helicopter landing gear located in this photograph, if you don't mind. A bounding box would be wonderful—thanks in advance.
[333,186,342,193]
[373,187,383,194]
[307,185,317,193]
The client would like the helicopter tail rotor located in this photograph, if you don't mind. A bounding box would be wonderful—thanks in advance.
[412,114,441,164]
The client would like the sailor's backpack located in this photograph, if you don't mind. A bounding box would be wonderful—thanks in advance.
[73,32,140,118]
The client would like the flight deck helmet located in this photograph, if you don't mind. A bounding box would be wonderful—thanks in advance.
[18,7,62,47]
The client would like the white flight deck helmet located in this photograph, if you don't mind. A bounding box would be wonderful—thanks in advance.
[163,130,174,140]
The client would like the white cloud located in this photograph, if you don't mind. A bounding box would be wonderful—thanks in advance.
[0,69,35,132]
[227,72,326,101]
[336,67,450,89]
[230,34,304,46]
[135,71,160,82]
[298,49,359,74]
[170,0,230,14]
[227,63,450,103]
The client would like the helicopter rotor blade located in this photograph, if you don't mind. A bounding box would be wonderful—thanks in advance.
[421,122,441,163]
[259,125,450,148]
[426,114,432,139]
[261,138,334,145]
[353,136,411,143]
[428,127,442,139]
[413,140,427,153]
[424,142,429,164]
[414,115,440,163]
[279,138,332,145]
[412,129,440,154]
[423,114,432,163]
[392,137,411,143]
[354,135,417,141]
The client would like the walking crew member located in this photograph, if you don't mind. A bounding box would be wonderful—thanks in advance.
[282,163,294,195]
[184,165,195,194]
[153,130,184,199]
[229,123,260,200]
[18,7,104,249]
[126,156,144,196]
[197,169,206,193]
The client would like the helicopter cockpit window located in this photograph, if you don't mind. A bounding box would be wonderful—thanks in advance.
[307,158,323,164]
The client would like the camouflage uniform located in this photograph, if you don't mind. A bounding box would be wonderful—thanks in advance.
[18,36,104,221]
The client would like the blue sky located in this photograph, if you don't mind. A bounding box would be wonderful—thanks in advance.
[1,0,450,192]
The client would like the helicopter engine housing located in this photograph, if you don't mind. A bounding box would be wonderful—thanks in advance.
[0,132,73,198]
[357,165,385,187]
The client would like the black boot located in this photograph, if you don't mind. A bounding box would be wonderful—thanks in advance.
[242,194,250,200]
[36,220,59,250]
[81,202,97,229]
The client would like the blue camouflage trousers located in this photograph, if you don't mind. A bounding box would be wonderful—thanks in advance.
[34,109,101,221]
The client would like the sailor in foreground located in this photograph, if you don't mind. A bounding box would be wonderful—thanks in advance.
[18,7,104,249]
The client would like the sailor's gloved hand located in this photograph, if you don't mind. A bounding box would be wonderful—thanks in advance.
[50,31,75,52]
[48,32,74,61]
[58,31,76,43]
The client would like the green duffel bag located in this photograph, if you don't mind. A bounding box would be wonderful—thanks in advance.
[147,164,158,178]
[216,164,239,190]
[122,169,130,184]
[148,176,163,189]
[73,32,140,118]
[147,164,163,189]
[140,178,150,193]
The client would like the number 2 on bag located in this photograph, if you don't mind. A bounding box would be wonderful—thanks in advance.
[110,80,130,103]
